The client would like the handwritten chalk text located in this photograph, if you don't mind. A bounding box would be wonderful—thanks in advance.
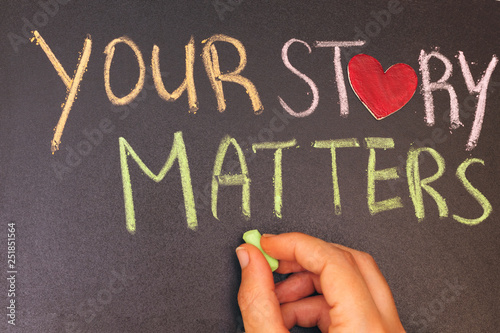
[32,32,498,153]
[119,132,492,233]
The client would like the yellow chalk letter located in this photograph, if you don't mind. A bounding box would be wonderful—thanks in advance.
[104,36,146,105]
[152,36,198,113]
[202,34,263,114]
[32,31,92,153]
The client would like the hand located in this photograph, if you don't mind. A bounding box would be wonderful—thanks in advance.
[235,232,405,332]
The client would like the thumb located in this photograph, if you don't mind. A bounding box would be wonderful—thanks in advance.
[236,244,288,333]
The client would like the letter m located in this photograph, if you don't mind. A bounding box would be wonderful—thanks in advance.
[119,131,197,234]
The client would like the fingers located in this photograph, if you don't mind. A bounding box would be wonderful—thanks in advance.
[261,233,387,331]
[331,244,404,331]
[261,233,351,274]
[275,260,305,274]
[275,271,321,304]
[281,295,331,332]
[253,233,403,332]
[276,263,402,330]
[236,243,288,333]
[261,233,371,300]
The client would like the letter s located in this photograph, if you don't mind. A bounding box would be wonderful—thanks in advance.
[453,158,492,225]
[278,39,319,118]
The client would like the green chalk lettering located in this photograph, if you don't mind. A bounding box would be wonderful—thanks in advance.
[212,136,250,219]
[365,138,403,215]
[313,138,360,215]
[119,132,197,234]
[364,137,395,149]
[252,139,297,218]
[453,158,492,225]
[406,147,448,221]
[242,230,279,271]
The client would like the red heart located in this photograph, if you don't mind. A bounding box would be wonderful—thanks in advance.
[348,54,418,120]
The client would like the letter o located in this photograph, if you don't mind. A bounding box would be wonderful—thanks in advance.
[365,21,381,37]
[269,116,285,133]
[76,140,93,156]
[104,36,146,105]
[463,95,477,112]
[429,299,445,315]
[33,11,49,27]
[97,289,113,305]
[257,128,274,142]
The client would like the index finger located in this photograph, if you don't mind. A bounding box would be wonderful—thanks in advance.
[260,232,357,276]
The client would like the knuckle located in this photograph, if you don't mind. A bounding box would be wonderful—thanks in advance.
[356,251,377,267]
[304,245,329,269]
[339,250,358,268]
[238,286,270,311]
[238,286,259,311]
[238,287,277,323]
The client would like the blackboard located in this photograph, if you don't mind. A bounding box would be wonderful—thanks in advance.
[2,0,499,332]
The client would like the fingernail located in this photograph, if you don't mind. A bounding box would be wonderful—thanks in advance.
[262,233,276,238]
[236,247,249,269]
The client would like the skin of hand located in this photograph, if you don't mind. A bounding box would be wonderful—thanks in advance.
[235,232,406,333]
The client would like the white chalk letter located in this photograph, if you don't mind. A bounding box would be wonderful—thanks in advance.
[278,39,319,118]
[314,41,365,117]
[419,50,461,129]
[458,52,498,150]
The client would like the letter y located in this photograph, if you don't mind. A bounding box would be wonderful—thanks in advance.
[32,31,92,153]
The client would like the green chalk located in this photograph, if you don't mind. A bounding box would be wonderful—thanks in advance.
[242,230,279,272]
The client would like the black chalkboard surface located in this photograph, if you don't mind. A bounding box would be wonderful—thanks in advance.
[1,0,499,332]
